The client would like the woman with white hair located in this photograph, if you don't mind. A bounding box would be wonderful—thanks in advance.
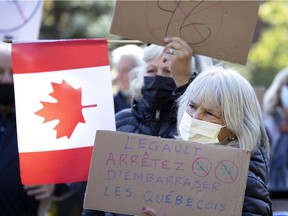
[142,67,272,216]
[115,37,213,138]
[263,67,288,191]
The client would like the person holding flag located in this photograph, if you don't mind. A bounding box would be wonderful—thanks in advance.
[0,41,80,216]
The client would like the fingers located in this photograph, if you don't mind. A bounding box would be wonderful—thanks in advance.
[162,37,193,87]
[163,36,192,56]
[24,184,55,200]
[142,207,166,216]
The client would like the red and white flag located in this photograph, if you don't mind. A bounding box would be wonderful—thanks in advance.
[12,39,116,184]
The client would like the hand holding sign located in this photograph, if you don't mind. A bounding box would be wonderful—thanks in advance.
[110,0,260,64]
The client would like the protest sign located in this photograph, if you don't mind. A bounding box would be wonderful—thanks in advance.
[84,130,251,216]
[0,0,43,40]
[110,0,260,65]
[12,39,116,184]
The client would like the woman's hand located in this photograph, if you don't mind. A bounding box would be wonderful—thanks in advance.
[142,207,166,216]
[163,37,193,87]
[24,184,55,200]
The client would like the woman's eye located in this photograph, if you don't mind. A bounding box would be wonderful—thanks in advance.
[146,69,156,74]
[207,112,215,116]
[189,103,196,110]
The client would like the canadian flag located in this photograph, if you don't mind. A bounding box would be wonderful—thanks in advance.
[12,39,116,184]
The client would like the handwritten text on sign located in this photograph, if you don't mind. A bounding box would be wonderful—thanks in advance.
[84,131,250,216]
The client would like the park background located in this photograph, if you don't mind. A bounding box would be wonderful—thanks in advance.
[39,0,288,89]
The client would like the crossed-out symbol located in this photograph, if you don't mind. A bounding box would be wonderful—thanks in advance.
[145,0,224,46]
[192,157,212,177]
[214,160,238,184]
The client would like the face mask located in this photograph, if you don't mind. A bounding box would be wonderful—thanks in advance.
[141,75,176,110]
[179,111,225,144]
[280,85,288,110]
[0,83,15,106]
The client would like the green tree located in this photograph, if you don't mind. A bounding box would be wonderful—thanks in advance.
[40,0,116,39]
[247,1,288,87]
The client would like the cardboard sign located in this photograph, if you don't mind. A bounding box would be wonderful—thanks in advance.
[84,130,251,216]
[110,0,260,65]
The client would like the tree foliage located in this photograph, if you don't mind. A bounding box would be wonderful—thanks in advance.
[247,1,288,87]
[40,0,117,39]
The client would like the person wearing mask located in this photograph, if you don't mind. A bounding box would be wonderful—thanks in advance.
[0,41,80,216]
[263,68,288,193]
[82,37,214,216]
[111,44,144,114]
[141,66,272,216]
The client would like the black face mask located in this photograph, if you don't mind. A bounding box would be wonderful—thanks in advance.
[141,76,176,110]
[0,83,15,106]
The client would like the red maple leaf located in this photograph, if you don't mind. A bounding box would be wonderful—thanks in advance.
[35,80,97,139]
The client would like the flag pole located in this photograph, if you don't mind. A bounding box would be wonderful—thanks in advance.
[108,39,144,44]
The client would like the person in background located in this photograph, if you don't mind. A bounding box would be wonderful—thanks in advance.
[0,41,80,216]
[142,66,272,216]
[111,44,144,113]
[82,37,214,216]
[263,67,288,191]
[115,37,213,138]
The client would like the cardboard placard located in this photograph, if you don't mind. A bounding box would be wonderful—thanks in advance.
[109,0,260,65]
[84,130,251,216]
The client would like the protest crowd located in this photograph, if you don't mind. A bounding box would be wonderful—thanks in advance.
[1,1,288,216]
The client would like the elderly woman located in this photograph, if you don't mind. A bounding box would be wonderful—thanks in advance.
[142,67,272,216]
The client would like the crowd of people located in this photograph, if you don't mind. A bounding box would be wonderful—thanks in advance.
[2,25,287,216]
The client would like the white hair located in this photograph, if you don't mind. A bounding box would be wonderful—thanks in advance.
[263,67,288,115]
[111,44,144,67]
[129,44,215,101]
[177,66,269,152]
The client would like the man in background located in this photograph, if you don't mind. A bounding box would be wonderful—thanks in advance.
[111,44,143,113]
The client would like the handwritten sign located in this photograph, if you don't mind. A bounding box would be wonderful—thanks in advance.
[84,131,251,216]
[110,0,260,65]
[0,0,43,41]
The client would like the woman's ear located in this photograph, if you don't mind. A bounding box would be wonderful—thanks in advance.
[228,133,237,140]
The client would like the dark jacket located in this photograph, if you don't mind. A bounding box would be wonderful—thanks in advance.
[113,91,131,114]
[115,98,177,137]
[243,146,272,215]
[0,109,80,216]
[0,110,40,216]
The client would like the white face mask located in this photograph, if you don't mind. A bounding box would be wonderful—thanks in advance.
[179,111,225,144]
[280,85,288,110]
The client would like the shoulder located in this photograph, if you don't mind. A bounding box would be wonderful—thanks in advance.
[242,146,272,215]
[115,108,140,133]
[115,108,134,121]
